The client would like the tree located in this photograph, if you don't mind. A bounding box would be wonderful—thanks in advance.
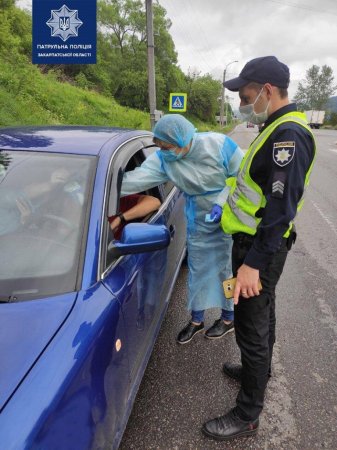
[294,65,337,110]
[328,112,337,126]
[0,0,15,9]
[96,0,184,110]
[188,74,222,122]
[98,0,146,55]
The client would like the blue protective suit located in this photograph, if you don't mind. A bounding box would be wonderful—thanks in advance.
[121,130,243,312]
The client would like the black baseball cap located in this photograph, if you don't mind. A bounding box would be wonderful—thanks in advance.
[224,56,290,91]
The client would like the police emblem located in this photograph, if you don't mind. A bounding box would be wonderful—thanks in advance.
[273,141,295,167]
[46,5,83,42]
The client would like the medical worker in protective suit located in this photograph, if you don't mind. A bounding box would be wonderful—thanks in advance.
[121,114,244,344]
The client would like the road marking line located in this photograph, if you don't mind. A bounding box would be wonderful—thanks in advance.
[317,296,337,337]
[263,343,299,447]
[310,201,337,237]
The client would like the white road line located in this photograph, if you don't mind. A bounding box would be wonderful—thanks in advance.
[310,200,337,237]
[317,296,337,336]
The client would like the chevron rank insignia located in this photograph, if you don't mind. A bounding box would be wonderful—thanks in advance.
[273,141,295,167]
[272,171,286,198]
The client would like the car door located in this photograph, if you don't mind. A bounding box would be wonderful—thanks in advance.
[100,136,186,392]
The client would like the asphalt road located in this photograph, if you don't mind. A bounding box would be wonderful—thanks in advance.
[120,125,337,450]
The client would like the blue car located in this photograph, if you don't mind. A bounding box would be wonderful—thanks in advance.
[0,126,186,449]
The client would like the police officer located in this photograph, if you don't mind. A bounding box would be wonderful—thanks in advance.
[202,56,316,440]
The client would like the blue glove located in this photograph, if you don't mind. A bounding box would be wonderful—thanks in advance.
[210,204,222,223]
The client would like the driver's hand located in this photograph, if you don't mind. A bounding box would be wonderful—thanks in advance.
[110,216,122,232]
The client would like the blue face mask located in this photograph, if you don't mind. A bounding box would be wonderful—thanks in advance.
[159,147,185,162]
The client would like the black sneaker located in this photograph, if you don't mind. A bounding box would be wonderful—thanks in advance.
[177,321,204,344]
[202,408,259,441]
[223,362,242,382]
[205,319,234,340]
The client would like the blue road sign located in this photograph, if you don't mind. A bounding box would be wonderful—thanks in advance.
[169,93,187,112]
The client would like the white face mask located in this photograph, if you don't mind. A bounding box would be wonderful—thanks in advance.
[239,87,270,125]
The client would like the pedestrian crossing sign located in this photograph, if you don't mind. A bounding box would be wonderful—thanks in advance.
[169,93,187,112]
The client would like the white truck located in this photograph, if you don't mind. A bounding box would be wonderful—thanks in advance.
[305,110,325,129]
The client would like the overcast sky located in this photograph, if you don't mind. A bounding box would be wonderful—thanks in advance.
[18,0,337,110]
[158,0,337,109]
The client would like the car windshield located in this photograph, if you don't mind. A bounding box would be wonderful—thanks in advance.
[0,151,96,301]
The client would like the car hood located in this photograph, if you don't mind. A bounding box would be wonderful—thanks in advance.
[0,293,76,410]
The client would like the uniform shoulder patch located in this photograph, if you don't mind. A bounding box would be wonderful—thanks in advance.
[272,171,287,198]
[273,141,295,167]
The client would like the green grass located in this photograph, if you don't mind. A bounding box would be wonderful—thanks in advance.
[0,54,151,129]
[0,54,234,133]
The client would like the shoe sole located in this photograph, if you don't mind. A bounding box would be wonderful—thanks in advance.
[176,328,204,345]
[202,425,258,440]
[204,326,235,340]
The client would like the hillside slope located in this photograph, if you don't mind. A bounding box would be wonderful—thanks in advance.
[0,54,151,129]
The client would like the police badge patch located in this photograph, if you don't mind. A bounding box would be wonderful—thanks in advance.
[273,141,295,167]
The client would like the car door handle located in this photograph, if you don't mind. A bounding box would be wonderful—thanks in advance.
[169,225,176,239]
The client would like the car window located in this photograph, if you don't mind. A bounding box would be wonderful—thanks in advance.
[0,150,96,301]
[102,149,162,272]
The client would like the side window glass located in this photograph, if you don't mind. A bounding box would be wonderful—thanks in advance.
[161,181,175,197]
[103,150,162,272]
[143,147,156,157]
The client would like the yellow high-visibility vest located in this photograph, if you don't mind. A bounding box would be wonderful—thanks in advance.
[221,111,316,238]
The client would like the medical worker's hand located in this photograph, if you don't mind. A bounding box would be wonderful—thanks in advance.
[210,204,222,223]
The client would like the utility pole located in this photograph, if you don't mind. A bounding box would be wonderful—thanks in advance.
[146,0,156,129]
[225,95,234,125]
[220,60,238,127]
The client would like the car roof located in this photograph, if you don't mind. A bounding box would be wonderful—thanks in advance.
[0,126,152,156]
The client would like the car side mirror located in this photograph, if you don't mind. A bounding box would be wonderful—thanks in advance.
[108,223,171,258]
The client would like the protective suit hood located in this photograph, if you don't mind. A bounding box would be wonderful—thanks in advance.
[153,114,196,148]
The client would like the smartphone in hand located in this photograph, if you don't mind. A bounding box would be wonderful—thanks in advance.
[223,277,262,299]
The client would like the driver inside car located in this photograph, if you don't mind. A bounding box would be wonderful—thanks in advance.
[0,167,83,238]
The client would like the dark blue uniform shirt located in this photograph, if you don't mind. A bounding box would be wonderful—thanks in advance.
[244,103,315,270]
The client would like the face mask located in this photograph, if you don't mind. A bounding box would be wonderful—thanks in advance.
[159,147,185,162]
[239,87,270,125]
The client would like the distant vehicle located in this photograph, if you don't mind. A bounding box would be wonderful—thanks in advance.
[246,121,255,128]
[305,110,325,129]
[0,126,186,450]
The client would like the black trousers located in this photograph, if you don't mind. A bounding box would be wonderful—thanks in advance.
[232,237,288,421]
